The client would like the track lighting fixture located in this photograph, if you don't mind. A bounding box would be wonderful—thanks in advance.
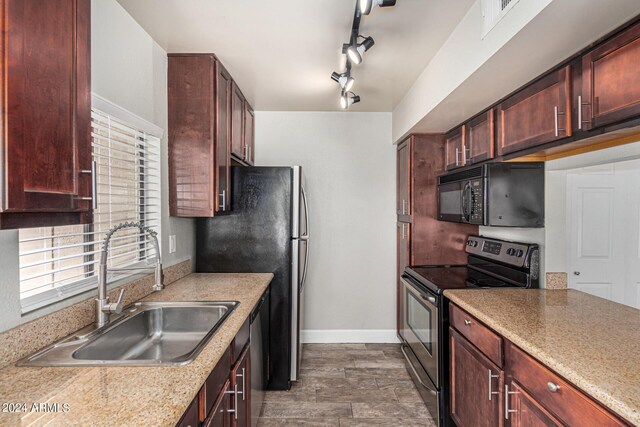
[331,71,355,92]
[359,0,397,15]
[340,91,360,110]
[332,0,396,109]
[346,36,375,65]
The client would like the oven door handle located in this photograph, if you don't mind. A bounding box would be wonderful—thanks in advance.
[400,345,437,396]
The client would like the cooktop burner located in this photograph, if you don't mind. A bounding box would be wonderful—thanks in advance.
[405,264,522,295]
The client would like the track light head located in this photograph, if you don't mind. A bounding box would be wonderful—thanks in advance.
[331,71,355,92]
[346,36,375,65]
[359,0,397,15]
[340,91,361,110]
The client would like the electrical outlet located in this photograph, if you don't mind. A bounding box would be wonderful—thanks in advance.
[169,235,177,254]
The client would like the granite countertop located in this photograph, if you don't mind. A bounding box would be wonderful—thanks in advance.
[0,273,273,427]
[444,289,640,426]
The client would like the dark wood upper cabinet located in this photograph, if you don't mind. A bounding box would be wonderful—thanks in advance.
[445,126,466,171]
[466,110,495,165]
[231,84,246,160]
[497,66,572,156]
[168,54,235,217]
[217,64,232,212]
[450,328,503,427]
[0,0,92,229]
[581,20,640,131]
[396,139,411,220]
[244,103,255,166]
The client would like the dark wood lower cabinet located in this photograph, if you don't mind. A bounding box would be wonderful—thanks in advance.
[176,337,251,426]
[506,381,562,427]
[450,304,632,427]
[450,328,504,427]
[205,380,232,427]
[231,346,250,427]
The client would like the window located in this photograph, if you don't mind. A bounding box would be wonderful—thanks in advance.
[19,98,162,313]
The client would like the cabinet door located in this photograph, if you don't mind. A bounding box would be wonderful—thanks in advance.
[397,222,410,334]
[216,63,232,212]
[445,126,466,170]
[1,0,92,225]
[168,54,216,217]
[231,346,251,427]
[205,380,232,427]
[506,381,562,427]
[497,66,572,156]
[244,103,255,165]
[450,328,503,427]
[581,21,640,130]
[467,110,495,165]
[231,84,246,160]
[396,139,411,219]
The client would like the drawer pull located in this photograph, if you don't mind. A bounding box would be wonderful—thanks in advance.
[547,381,561,393]
[464,319,473,326]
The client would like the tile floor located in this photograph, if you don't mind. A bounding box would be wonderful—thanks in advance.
[258,344,436,426]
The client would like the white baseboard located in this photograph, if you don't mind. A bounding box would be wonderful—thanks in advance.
[302,329,400,343]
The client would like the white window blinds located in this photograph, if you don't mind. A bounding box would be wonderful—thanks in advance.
[18,107,162,312]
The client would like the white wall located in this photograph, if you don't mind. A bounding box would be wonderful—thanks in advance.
[255,112,397,343]
[0,0,195,333]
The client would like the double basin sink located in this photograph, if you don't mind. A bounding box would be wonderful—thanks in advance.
[18,301,238,367]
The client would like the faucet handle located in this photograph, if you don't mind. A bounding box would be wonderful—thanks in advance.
[108,289,126,314]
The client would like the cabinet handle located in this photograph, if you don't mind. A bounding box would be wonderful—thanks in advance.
[455,148,460,166]
[219,190,226,211]
[465,146,471,164]
[547,382,560,393]
[554,106,566,137]
[248,146,252,162]
[578,95,591,129]
[77,160,98,209]
[463,319,473,326]
[488,369,499,401]
[578,95,583,130]
[225,383,238,419]
[244,144,248,160]
[402,199,407,215]
[504,384,518,420]
[237,367,246,401]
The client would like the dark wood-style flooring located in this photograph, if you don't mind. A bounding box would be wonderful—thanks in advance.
[258,343,436,426]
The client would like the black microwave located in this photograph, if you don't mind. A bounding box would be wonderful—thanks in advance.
[437,162,545,227]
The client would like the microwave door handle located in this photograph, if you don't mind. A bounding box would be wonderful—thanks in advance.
[461,184,471,222]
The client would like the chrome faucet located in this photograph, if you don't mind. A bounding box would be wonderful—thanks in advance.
[95,222,164,327]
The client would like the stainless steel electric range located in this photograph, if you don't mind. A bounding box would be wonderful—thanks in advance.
[399,235,540,427]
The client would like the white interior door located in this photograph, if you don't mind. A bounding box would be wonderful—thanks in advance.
[567,161,640,308]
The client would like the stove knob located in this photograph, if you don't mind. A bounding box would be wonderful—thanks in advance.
[516,250,524,257]
[506,248,514,256]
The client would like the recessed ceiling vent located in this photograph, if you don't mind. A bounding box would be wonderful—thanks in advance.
[481,0,522,38]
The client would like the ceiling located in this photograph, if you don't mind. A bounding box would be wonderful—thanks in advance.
[116,0,474,112]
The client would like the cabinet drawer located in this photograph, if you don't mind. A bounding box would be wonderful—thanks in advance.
[449,303,502,367]
[232,318,250,364]
[506,342,629,427]
[200,346,231,421]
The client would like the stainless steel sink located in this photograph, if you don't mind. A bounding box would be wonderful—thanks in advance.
[17,301,238,367]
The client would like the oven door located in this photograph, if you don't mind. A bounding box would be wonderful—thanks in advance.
[400,275,440,387]
[437,181,463,222]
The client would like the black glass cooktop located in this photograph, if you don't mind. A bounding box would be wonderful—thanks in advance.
[404,264,520,295]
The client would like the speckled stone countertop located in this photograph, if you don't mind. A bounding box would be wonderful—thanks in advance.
[444,289,640,426]
[0,273,272,427]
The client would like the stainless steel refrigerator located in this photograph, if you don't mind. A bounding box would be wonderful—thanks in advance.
[196,166,309,390]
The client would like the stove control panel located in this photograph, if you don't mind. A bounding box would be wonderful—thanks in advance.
[466,236,535,268]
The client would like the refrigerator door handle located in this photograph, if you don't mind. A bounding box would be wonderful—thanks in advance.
[300,240,309,291]
[301,185,310,240]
